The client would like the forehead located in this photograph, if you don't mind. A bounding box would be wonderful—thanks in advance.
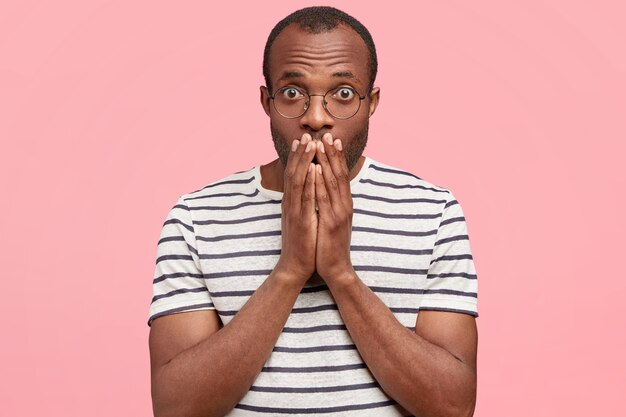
[268,24,370,88]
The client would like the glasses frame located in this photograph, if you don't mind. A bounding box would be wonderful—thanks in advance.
[270,85,367,120]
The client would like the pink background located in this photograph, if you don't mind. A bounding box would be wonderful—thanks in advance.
[1,1,624,415]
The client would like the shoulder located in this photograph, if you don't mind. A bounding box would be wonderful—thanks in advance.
[362,157,453,201]
[178,165,258,206]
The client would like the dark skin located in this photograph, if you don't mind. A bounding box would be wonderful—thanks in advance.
[149,23,477,417]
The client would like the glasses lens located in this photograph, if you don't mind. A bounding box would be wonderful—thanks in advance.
[273,87,308,118]
[325,87,360,119]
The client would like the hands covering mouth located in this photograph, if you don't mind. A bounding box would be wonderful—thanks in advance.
[278,131,354,284]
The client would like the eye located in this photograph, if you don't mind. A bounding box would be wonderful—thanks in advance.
[334,87,356,101]
[279,87,304,100]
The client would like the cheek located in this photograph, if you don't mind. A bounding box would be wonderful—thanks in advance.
[272,118,302,139]
[337,118,367,138]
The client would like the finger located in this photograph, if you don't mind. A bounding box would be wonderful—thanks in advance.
[301,162,316,218]
[323,134,351,204]
[281,138,300,210]
[285,133,311,176]
[315,133,343,211]
[285,133,313,213]
[314,164,333,219]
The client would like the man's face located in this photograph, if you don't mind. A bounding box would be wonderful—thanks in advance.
[261,24,380,171]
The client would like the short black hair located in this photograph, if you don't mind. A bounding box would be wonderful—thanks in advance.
[263,6,378,95]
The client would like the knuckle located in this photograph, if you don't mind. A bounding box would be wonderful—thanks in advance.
[291,179,304,190]
[318,192,330,203]
[336,170,349,183]
[285,170,296,182]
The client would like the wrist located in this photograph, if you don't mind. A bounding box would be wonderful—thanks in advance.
[325,267,358,292]
[270,266,309,290]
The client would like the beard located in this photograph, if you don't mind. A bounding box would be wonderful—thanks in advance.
[270,121,369,172]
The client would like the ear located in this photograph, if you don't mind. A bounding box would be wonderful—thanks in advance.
[367,87,380,117]
[260,85,272,117]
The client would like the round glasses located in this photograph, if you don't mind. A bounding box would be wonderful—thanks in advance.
[270,86,366,119]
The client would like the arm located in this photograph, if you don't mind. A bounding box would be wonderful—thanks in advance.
[150,270,304,417]
[326,273,477,417]
[312,135,477,417]
[149,134,319,417]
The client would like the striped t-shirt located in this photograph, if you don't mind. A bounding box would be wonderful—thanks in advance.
[148,156,478,416]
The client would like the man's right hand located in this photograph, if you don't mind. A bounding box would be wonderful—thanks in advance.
[274,133,318,284]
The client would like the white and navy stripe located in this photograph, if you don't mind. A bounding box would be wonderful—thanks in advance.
[148,156,477,416]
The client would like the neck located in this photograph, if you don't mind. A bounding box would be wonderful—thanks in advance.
[260,155,365,193]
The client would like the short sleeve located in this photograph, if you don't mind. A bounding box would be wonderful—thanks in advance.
[420,191,479,317]
[147,196,215,327]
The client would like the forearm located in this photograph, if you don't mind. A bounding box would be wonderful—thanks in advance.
[152,269,303,417]
[327,271,476,417]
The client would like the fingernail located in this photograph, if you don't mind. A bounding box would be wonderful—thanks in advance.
[316,164,322,174]
[308,163,313,172]
[318,141,325,153]
[305,141,313,152]
[334,139,343,151]
[292,140,299,152]
[301,133,311,144]
[325,133,333,145]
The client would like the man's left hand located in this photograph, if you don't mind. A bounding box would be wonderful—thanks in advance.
[313,133,355,283]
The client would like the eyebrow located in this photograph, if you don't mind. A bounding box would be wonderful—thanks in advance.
[277,70,359,83]
[332,70,357,80]
[278,71,305,82]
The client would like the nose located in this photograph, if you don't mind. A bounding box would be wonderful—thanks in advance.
[299,95,334,132]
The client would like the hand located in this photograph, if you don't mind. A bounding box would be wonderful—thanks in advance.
[274,133,318,285]
[313,133,355,283]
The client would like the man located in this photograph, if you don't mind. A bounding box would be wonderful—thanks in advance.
[148,6,478,417]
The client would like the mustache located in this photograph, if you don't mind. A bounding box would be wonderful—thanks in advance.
[303,132,332,142]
